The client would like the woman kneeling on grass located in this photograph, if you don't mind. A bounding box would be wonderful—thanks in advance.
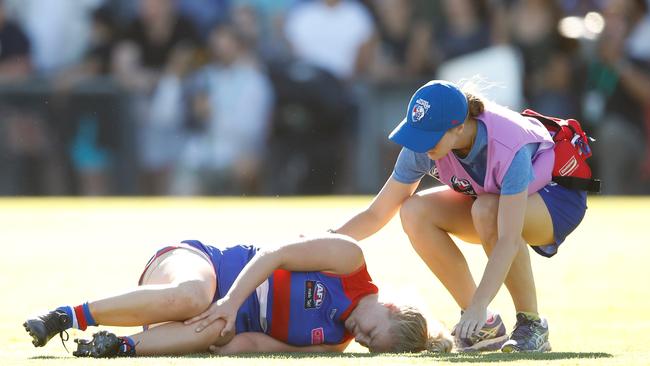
[24,234,451,357]
[327,80,590,352]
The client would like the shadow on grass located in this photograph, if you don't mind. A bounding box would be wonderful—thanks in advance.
[29,351,614,362]
[423,352,613,363]
[181,351,614,362]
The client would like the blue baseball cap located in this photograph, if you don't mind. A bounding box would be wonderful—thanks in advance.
[389,80,468,153]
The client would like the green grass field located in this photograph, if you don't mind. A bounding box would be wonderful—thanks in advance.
[0,196,648,366]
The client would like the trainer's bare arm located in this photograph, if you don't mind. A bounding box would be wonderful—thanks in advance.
[334,177,419,240]
[210,333,350,354]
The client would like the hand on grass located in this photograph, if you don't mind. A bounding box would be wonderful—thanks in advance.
[184,297,237,336]
[454,304,488,340]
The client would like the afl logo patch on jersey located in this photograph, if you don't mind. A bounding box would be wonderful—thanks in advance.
[412,98,430,122]
[451,175,477,196]
[304,281,326,309]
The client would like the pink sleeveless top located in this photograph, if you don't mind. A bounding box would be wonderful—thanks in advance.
[435,102,555,196]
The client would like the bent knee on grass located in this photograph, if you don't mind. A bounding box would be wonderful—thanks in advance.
[164,280,214,317]
[142,248,217,319]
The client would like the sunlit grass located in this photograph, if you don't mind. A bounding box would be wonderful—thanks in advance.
[1,196,648,365]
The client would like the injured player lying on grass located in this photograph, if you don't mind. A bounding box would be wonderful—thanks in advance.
[24,234,452,357]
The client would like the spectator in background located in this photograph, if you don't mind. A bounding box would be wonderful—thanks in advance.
[367,0,434,81]
[508,0,581,117]
[557,0,602,16]
[280,0,375,194]
[284,0,375,80]
[52,5,120,196]
[590,0,650,194]
[116,0,199,83]
[528,42,582,118]
[113,0,200,195]
[230,4,262,55]
[0,0,64,195]
[171,23,273,195]
[4,0,103,75]
[176,0,229,41]
[0,0,29,80]
[231,0,296,62]
[77,6,117,77]
[432,0,495,64]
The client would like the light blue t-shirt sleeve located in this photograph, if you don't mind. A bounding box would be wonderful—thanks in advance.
[501,143,539,195]
[391,148,433,184]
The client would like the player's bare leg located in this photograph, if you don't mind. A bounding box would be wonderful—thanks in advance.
[25,245,216,348]
[73,319,232,357]
[88,246,216,326]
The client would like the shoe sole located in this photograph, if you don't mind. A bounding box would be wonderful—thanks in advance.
[73,331,120,358]
[23,320,46,347]
[501,341,552,353]
[457,334,509,352]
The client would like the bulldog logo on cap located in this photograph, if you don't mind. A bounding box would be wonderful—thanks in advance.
[411,98,430,123]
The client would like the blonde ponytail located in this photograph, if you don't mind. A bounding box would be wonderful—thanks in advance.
[388,305,453,353]
[458,75,492,120]
[426,326,453,353]
[465,92,485,119]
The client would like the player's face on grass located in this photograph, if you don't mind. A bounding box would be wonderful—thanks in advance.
[345,304,394,352]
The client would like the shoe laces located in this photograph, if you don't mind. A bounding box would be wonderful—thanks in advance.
[43,311,70,353]
[59,331,70,353]
[511,314,537,341]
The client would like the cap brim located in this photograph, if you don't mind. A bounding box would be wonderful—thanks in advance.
[388,118,445,153]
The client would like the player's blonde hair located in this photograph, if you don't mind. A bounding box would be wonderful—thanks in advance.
[388,305,453,353]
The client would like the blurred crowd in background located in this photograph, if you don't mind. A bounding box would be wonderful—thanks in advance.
[0,0,649,196]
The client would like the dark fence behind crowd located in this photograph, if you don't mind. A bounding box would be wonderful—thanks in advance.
[0,78,423,196]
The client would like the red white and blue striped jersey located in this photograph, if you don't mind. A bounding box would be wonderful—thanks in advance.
[180,240,379,346]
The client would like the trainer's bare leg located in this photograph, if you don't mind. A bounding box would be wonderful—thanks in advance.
[471,193,554,313]
[400,186,481,309]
